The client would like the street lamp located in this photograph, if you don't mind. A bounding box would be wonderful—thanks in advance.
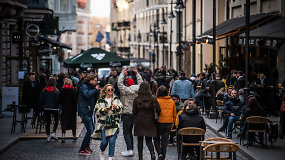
[161,8,167,66]
[169,0,175,67]
[175,0,185,71]
[154,22,160,68]
[127,33,131,58]
[148,26,153,68]
[137,30,141,58]
[120,35,123,57]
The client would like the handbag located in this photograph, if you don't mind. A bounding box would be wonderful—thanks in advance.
[106,115,116,127]
[154,106,159,122]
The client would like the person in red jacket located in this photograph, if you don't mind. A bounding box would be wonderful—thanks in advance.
[154,85,176,160]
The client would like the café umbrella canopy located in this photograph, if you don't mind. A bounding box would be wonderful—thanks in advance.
[64,47,130,68]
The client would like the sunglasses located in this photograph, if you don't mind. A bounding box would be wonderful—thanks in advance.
[107,89,114,92]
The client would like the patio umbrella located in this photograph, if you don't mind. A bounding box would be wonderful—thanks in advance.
[64,47,130,68]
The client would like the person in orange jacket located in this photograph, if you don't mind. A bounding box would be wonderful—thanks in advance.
[154,85,176,160]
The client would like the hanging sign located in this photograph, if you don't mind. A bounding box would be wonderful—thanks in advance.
[26,24,40,37]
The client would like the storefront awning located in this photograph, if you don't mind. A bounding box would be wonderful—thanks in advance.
[38,36,72,49]
[239,17,285,39]
[198,12,278,39]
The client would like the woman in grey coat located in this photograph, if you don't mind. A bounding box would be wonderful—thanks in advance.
[133,82,161,160]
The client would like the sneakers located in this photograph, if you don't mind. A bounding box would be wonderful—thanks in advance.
[47,137,51,142]
[158,154,164,160]
[51,133,58,140]
[100,151,104,160]
[85,146,93,153]
[108,157,113,160]
[217,127,225,132]
[121,150,134,157]
[78,150,91,156]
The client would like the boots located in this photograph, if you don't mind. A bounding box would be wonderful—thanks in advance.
[138,155,143,160]
[151,153,156,160]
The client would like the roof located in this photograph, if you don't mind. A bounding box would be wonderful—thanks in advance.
[199,12,278,39]
[239,17,285,39]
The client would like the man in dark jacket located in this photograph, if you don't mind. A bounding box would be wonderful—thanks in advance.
[224,89,243,139]
[235,71,246,91]
[22,72,40,124]
[78,74,100,156]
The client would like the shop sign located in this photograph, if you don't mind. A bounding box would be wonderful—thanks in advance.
[2,87,19,113]
[12,32,21,43]
[26,24,40,37]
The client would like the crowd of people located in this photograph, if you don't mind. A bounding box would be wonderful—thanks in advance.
[20,65,285,159]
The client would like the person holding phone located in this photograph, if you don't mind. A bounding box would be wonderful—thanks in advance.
[93,84,123,160]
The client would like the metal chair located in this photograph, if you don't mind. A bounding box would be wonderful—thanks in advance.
[178,127,205,160]
[216,100,224,123]
[203,142,239,160]
[244,116,269,148]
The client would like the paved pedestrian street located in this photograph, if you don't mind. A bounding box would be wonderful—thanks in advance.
[0,124,248,160]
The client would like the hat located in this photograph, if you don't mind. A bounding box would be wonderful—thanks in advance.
[126,79,134,87]
[248,97,257,107]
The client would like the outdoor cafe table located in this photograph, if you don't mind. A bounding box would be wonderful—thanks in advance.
[198,141,238,160]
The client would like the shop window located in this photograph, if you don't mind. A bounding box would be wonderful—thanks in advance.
[60,0,67,12]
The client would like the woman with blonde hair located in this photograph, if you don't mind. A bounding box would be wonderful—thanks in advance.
[58,78,77,143]
[93,84,123,160]
[178,101,206,159]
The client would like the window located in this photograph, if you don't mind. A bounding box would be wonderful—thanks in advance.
[60,0,67,12]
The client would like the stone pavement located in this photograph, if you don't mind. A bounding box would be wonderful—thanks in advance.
[204,115,285,160]
[0,119,248,160]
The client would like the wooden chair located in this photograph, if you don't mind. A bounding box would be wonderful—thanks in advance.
[178,127,205,160]
[244,116,269,148]
[201,137,232,148]
[216,100,224,123]
[203,143,239,160]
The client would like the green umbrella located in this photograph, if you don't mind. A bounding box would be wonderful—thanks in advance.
[64,47,130,68]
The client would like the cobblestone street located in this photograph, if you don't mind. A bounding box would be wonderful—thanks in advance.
[0,124,248,160]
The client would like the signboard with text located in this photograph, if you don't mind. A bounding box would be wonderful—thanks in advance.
[2,87,19,113]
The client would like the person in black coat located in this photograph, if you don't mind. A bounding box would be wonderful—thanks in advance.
[58,78,78,143]
[178,101,206,159]
[240,96,266,145]
[22,72,41,124]
[39,78,60,142]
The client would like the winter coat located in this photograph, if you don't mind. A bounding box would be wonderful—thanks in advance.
[157,96,176,124]
[118,72,143,114]
[178,108,206,142]
[171,77,195,99]
[92,95,123,139]
[235,76,246,91]
[107,76,118,85]
[223,97,243,117]
[22,79,40,106]
[133,96,161,137]
[39,86,60,110]
[77,82,100,116]
[58,85,77,130]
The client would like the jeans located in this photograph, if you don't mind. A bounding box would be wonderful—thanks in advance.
[227,116,239,137]
[44,110,59,136]
[80,114,94,151]
[137,136,155,157]
[121,114,134,150]
[154,123,172,158]
[100,128,118,157]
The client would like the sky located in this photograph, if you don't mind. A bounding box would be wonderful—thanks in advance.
[90,0,110,18]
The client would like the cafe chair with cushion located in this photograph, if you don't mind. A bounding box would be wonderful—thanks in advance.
[244,116,269,148]
[178,127,205,160]
[203,142,239,160]
[216,100,224,123]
